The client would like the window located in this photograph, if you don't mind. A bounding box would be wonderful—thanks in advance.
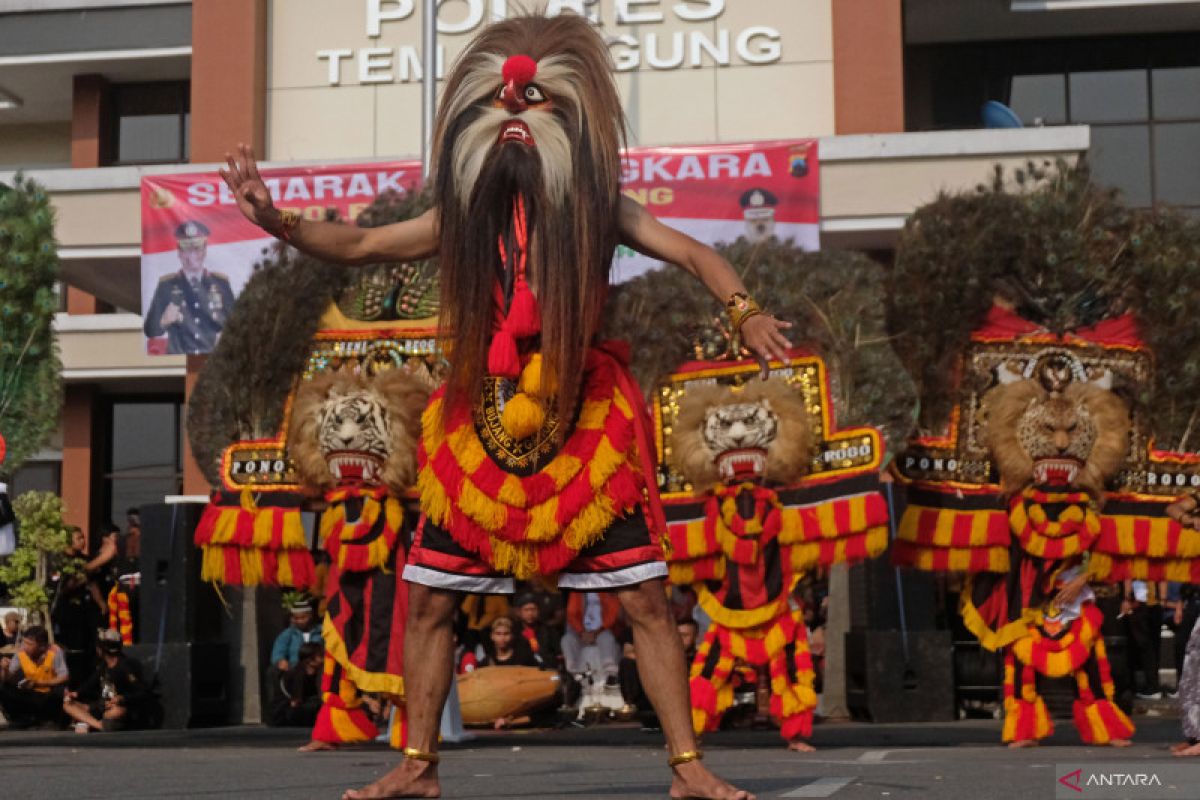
[101,399,184,527]
[10,461,62,499]
[110,81,190,165]
[905,34,1200,213]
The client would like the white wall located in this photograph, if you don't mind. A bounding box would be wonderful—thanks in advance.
[266,0,834,160]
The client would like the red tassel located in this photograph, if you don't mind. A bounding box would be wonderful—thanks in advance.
[506,281,541,338]
[487,328,520,378]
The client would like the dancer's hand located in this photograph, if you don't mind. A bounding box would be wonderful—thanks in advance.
[219,143,282,233]
[741,314,793,379]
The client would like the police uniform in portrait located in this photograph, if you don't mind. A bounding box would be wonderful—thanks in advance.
[143,221,236,355]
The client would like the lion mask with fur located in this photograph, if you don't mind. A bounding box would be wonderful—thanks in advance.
[289,363,435,497]
[980,359,1130,500]
[669,378,813,493]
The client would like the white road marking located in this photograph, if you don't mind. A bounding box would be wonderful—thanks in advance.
[780,777,856,797]
[857,750,890,763]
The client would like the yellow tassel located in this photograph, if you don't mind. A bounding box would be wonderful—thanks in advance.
[417,467,453,525]
[281,510,306,549]
[518,353,547,397]
[501,392,546,441]
[459,478,509,532]
[201,547,226,583]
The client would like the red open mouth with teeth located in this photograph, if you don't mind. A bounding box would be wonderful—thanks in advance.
[327,451,384,485]
[715,448,769,482]
[499,119,535,147]
[1032,456,1084,487]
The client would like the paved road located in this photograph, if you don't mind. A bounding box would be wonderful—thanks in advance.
[1,717,1197,799]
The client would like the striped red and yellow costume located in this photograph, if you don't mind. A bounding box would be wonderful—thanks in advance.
[669,480,889,743]
[310,488,410,749]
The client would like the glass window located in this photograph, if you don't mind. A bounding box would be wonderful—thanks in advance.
[111,82,189,165]
[1089,125,1152,208]
[1154,123,1200,207]
[1153,67,1200,121]
[1069,70,1148,124]
[1010,74,1067,126]
[104,400,183,525]
[10,461,61,499]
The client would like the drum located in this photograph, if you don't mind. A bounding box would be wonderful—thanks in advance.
[456,665,560,726]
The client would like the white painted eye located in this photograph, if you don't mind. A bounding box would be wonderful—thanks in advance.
[524,84,546,103]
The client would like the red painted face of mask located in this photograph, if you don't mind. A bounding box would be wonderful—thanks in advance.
[494,54,550,145]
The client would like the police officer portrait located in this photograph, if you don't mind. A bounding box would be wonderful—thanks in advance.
[142,221,237,355]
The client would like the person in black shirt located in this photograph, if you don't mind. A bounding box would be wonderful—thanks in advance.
[62,630,156,732]
[513,594,560,669]
[271,642,323,728]
[477,617,539,668]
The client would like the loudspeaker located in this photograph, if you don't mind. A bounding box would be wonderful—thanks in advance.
[845,629,956,723]
[126,642,230,729]
[138,502,222,644]
[953,639,1002,705]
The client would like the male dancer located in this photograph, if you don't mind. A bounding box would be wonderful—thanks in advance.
[221,14,789,799]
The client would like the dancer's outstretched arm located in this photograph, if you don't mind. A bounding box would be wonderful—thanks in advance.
[618,196,792,376]
[220,143,439,266]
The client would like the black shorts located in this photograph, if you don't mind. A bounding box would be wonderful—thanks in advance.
[403,506,667,594]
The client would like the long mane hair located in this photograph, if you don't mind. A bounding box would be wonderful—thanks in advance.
[431,13,626,425]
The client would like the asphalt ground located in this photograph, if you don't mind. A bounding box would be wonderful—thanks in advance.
[1,715,1199,800]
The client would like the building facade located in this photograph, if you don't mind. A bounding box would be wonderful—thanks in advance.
[6,0,1184,537]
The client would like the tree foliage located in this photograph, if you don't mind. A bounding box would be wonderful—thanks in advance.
[0,176,62,478]
[0,491,79,616]
[888,160,1140,432]
[187,189,435,484]
[605,237,916,458]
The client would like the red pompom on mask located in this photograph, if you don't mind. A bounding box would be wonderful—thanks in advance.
[502,54,538,87]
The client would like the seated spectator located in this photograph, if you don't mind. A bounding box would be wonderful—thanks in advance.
[513,593,559,669]
[619,618,697,728]
[0,625,69,729]
[271,642,323,728]
[1,611,20,648]
[459,593,510,653]
[561,591,622,687]
[478,617,539,668]
[62,629,156,732]
[677,618,699,663]
[270,594,322,673]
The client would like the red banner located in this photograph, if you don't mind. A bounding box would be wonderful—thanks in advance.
[140,139,818,355]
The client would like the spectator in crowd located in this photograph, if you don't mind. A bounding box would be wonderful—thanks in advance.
[53,526,117,677]
[1125,579,1167,699]
[123,508,142,566]
[478,617,539,668]
[458,593,510,653]
[0,625,69,728]
[513,594,559,669]
[1,611,20,648]
[62,629,156,732]
[617,618,700,731]
[562,591,622,688]
[677,618,699,664]
[271,641,323,728]
[1169,583,1200,695]
[270,594,322,673]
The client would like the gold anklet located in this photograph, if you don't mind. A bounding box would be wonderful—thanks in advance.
[402,747,440,764]
[668,750,703,767]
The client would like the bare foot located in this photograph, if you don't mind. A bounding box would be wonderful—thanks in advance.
[1174,742,1200,757]
[786,740,816,753]
[1108,739,1132,748]
[298,740,338,752]
[342,759,440,799]
[1171,741,1194,754]
[1007,739,1038,749]
[670,759,754,800]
